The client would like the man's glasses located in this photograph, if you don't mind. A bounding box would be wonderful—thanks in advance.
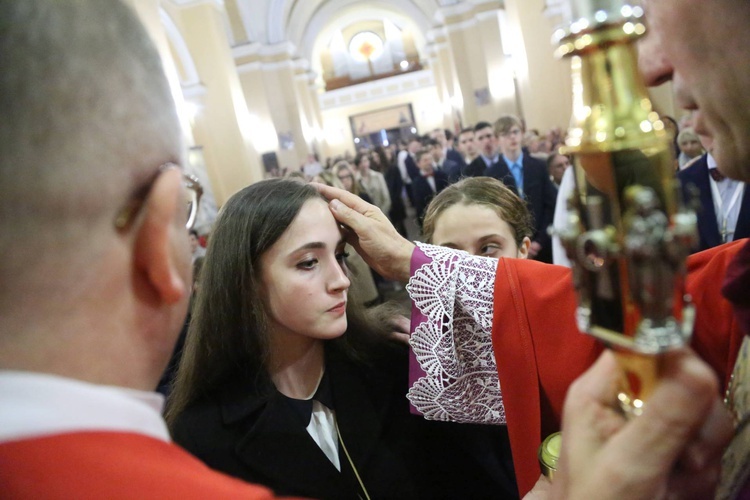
[114,162,203,232]
[500,128,523,138]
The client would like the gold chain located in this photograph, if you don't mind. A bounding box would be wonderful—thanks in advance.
[334,418,371,500]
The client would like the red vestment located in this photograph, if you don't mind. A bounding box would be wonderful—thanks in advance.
[0,431,282,499]
[492,239,747,496]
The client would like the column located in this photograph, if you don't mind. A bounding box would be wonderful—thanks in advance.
[174,0,263,205]
[503,0,573,131]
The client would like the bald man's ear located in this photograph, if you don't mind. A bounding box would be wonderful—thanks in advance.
[133,168,189,304]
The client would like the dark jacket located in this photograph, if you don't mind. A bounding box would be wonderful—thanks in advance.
[404,154,420,181]
[384,164,406,224]
[463,156,490,178]
[678,154,750,252]
[485,155,557,263]
[171,343,518,500]
[441,158,463,184]
[446,148,467,169]
[413,169,449,226]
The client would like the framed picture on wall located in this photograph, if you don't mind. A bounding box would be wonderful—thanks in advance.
[349,104,416,148]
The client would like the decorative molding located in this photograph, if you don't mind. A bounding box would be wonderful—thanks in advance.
[259,40,297,57]
[182,82,207,100]
[236,59,296,74]
[236,61,262,73]
[169,0,224,8]
[424,41,449,57]
[443,17,478,33]
[475,8,502,22]
[293,58,310,71]
[435,2,475,24]
[318,69,435,110]
[159,8,200,87]
[261,59,295,71]
[232,42,263,59]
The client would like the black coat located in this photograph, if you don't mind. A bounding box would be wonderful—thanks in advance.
[384,164,406,223]
[171,343,517,500]
[413,170,450,226]
[678,154,750,252]
[463,156,490,178]
[446,148,467,169]
[441,158,463,184]
[485,155,557,263]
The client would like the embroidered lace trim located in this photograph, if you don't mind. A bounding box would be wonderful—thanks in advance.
[406,243,505,424]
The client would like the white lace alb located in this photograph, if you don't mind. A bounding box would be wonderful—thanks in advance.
[406,243,506,424]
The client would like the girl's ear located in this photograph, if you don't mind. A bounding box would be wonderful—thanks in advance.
[517,237,531,259]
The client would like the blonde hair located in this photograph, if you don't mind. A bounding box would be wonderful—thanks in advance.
[677,128,699,145]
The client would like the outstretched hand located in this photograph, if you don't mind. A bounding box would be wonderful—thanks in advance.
[313,183,415,282]
[549,349,733,500]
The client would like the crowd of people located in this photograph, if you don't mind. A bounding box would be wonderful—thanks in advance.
[2,0,750,499]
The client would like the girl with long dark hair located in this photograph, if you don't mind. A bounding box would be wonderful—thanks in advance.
[166,178,517,500]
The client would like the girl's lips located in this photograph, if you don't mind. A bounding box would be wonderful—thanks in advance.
[327,302,346,314]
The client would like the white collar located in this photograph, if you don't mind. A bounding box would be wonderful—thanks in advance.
[707,152,718,170]
[0,370,170,443]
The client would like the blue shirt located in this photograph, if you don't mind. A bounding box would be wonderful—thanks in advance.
[503,152,524,198]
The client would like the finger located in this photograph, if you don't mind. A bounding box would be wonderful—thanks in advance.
[679,396,733,472]
[523,475,552,500]
[392,314,411,334]
[326,198,371,236]
[313,183,380,218]
[558,351,627,478]
[389,332,411,345]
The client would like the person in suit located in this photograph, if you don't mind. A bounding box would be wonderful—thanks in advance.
[456,127,479,166]
[167,179,518,500]
[430,127,466,170]
[678,138,750,252]
[0,1,278,498]
[463,122,499,178]
[485,115,557,263]
[677,127,704,169]
[426,138,461,181]
[412,149,449,228]
[546,153,571,188]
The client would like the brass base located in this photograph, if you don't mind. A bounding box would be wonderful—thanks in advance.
[614,350,661,418]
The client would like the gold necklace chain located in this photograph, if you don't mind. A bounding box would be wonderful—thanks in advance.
[334,418,371,500]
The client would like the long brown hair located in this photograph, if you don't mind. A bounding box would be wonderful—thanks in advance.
[165,178,388,426]
[422,177,534,246]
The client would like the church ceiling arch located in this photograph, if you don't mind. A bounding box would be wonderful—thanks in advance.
[235,0,447,46]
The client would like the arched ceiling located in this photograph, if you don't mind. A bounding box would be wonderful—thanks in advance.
[232,0,470,58]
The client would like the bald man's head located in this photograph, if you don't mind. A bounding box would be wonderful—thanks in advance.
[0,0,182,302]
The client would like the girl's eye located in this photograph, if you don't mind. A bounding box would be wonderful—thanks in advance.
[481,244,501,256]
[297,259,318,270]
[335,251,350,263]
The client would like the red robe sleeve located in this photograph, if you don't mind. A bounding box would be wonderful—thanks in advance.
[491,239,746,497]
[491,259,600,496]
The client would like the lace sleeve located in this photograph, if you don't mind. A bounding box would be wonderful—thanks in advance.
[406,243,505,424]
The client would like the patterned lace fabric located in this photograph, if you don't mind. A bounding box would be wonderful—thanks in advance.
[406,243,506,425]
